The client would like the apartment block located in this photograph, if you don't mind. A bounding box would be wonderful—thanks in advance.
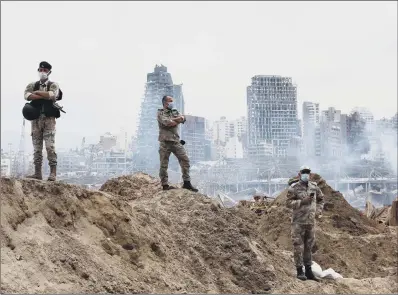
[212,117,231,145]
[225,136,244,159]
[99,132,117,151]
[212,116,247,143]
[352,107,374,128]
[204,119,214,141]
[320,107,345,159]
[247,75,298,158]
[302,101,320,157]
[181,115,206,164]
[320,122,343,159]
[231,116,247,138]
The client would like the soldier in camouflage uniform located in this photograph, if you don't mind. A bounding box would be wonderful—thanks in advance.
[24,61,60,181]
[157,95,198,192]
[286,165,324,281]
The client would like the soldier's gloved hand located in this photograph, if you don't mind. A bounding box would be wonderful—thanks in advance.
[300,196,312,206]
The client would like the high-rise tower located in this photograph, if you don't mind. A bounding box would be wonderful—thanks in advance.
[247,75,298,158]
[134,65,185,173]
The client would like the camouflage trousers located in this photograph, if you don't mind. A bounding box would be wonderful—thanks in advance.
[31,116,57,167]
[159,141,190,185]
[291,223,315,267]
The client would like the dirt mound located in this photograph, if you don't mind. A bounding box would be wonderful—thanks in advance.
[1,174,397,294]
[99,173,161,201]
[256,174,398,279]
[272,174,380,235]
[1,176,275,293]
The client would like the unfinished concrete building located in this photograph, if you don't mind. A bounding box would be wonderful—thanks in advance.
[135,65,185,172]
[247,75,298,158]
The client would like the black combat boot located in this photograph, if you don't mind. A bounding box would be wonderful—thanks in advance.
[162,184,176,190]
[47,166,57,181]
[26,164,43,180]
[296,267,307,281]
[305,265,320,282]
[182,181,198,192]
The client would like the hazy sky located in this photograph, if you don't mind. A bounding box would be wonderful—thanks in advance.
[1,1,397,150]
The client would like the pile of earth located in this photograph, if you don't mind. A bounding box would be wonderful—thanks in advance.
[244,174,398,280]
[99,172,161,201]
[1,175,277,294]
[1,174,397,294]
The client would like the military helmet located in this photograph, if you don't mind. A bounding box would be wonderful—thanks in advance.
[22,103,40,120]
[299,165,311,173]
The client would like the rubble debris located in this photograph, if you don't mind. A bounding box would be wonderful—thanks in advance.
[390,198,398,226]
[365,201,391,225]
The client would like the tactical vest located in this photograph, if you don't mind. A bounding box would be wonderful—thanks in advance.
[29,81,61,118]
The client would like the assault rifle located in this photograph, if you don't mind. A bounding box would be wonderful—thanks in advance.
[53,102,66,113]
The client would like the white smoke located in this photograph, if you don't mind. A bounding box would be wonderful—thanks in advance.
[365,122,398,176]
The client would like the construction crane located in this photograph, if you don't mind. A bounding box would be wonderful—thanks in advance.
[15,118,26,177]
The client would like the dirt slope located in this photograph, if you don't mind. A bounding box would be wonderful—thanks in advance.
[257,174,398,279]
[1,174,397,294]
[1,176,275,293]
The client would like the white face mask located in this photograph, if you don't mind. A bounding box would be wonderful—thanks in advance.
[300,173,310,182]
[38,71,49,80]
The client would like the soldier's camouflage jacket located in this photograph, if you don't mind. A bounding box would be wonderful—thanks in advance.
[157,108,185,142]
[286,180,324,225]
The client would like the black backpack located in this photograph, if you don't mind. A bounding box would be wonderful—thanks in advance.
[33,81,63,100]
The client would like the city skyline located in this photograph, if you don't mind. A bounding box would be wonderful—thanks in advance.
[2,85,397,153]
[1,1,397,150]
